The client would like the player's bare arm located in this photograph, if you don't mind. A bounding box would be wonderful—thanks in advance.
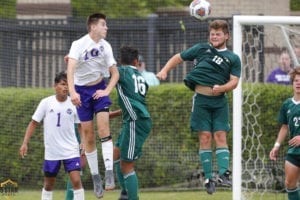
[19,120,39,158]
[212,75,239,94]
[269,124,288,161]
[157,53,183,80]
[93,65,119,99]
[67,58,81,107]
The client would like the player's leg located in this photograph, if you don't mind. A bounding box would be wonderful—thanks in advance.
[64,157,84,200]
[80,120,104,198]
[191,94,215,194]
[69,171,84,200]
[96,110,115,190]
[42,160,60,200]
[213,97,231,187]
[114,146,128,200]
[285,156,300,200]
[121,161,138,200]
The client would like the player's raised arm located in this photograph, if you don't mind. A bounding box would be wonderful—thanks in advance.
[156,53,183,80]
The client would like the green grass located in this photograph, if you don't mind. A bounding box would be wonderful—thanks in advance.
[7,190,286,200]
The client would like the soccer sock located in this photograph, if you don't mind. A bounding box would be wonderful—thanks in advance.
[65,179,73,200]
[114,159,126,190]
[73,188,85,200]
[199,149,213,179]
[101,139,114,171]
[41,188,53,200]
[287,187,300,200]
[124,171,139,200]
[216,147,230,175]
[85,149,99,175]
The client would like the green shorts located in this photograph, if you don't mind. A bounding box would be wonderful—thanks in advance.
[116,118,152,161]
[286,154,300,167]
[190,93,230,133]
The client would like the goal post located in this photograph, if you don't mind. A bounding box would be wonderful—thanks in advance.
[232,15,300,200]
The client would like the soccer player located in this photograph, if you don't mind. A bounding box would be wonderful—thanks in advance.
[269,68,300,200]
[114,46,152,200]
[156,19,241,194]
[19,71,85,200]
[67,13,119,198]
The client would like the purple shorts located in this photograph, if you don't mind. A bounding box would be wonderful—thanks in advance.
[75,80,112,122]
[43,157,81,177]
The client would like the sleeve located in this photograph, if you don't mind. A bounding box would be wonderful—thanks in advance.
[32,99,47,123]
[180,43,203,61]
[230,54,241,78]
[105,42,117,68]
[68,41,80,60]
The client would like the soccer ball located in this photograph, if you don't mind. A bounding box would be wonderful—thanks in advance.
[189,0,211,20]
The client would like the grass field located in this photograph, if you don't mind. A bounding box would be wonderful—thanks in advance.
[6,189,286,200]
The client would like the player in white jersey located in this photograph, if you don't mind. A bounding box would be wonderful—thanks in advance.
[19,71,84,200]
[67,13,119,198]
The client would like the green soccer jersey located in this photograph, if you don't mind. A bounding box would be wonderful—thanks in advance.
[278,97,300,155]
[181,43,241,91]
[116,65,150,121]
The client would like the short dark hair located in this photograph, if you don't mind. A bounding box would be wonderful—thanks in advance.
[86,13,106,32]
[120,46,139,65]
[54,71,67,84]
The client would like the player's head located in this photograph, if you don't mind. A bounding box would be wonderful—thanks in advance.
[54,71,67,84]
[86,13,106,32]
[119,46,139,67]
[54,71,68,99]
[208,19,230,49]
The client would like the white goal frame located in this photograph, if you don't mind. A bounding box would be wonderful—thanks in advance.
[232,15,300,200]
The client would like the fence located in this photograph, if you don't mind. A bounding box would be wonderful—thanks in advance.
[0,15,221,87]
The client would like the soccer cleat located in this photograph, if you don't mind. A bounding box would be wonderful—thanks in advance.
[217,170,232,187]
[204,178,216,195]
[92,174,104,198]
[105,170,116,190]
[118,190,128,200]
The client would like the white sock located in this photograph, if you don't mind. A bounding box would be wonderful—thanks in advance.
[73,188,85,200]
[101,140,113,170]
[41,188,53,200]
[85,149,99,175]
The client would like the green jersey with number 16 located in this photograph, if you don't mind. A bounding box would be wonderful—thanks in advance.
[116,65,150,121]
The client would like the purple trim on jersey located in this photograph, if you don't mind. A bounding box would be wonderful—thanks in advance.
[43,157,81,177]
[75,80,112,121]
[266,67,291,85]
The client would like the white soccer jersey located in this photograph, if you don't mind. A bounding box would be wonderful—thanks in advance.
[32,95,80,160]
[68,34,117,86]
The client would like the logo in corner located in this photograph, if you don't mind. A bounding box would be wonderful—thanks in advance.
[0,179,18,199]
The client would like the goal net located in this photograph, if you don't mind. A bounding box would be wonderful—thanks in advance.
[233,16,300,200]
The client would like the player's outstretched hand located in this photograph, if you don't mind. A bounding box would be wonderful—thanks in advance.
[156,70,167,81]
[109,109,122,119]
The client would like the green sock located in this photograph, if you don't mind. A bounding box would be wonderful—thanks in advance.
[199,149,213,179]
[65,179,73,200]
[287,188,300,200]
[216,147,230,175]
[115,160,126,190]
[124,171,139,200]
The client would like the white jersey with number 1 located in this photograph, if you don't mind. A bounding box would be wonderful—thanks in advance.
[32,95,80,160]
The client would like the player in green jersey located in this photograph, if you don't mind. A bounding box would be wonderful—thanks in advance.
[270,68,300,200]
[114,46,152,200]
[157,19,241,194]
